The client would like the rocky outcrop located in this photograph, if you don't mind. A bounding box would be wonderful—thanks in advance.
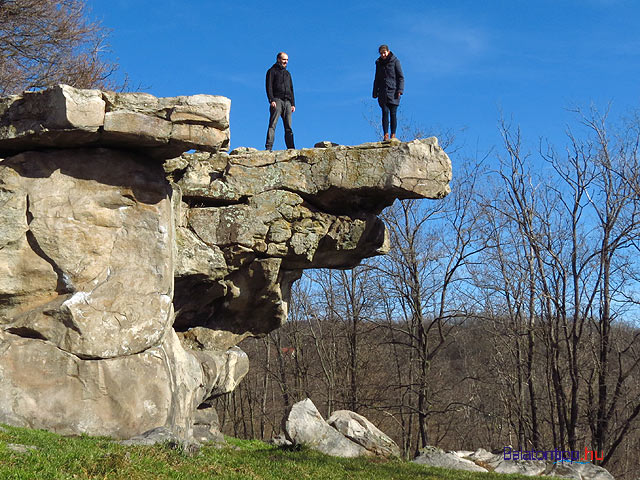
[167,138,450,350]
[0,85,452,442]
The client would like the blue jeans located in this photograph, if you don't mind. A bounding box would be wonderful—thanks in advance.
[265,99,294,150]
[379,102,398,135]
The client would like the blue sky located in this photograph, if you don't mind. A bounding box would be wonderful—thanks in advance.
[89,0,640,155]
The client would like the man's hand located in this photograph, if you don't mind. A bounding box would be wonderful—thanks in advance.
[291,106,296,113]
[396,91,403,99]
[271,101,276,108]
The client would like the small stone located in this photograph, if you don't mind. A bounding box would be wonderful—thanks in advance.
[230,146,259,155]
[413,446,488,472]
[7,443,38,454]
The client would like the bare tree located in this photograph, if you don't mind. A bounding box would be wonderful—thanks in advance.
[573,107,640,466]
[377,155,487,454]
[0,0,121,95]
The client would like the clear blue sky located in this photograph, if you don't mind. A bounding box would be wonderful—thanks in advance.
[89,0,640,155]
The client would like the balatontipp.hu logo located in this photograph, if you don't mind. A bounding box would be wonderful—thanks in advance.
[503,446,604,464]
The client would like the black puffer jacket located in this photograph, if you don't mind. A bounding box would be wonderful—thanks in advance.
[372,52,404,106]
[266,63,295,106]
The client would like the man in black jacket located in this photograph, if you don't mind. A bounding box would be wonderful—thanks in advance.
[265,52,295,150]
[372,44,404,141]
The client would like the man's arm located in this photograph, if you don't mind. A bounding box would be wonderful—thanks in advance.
[266,68,275,105]
[372,63,378,98]
[289,71,295,111]
[395,60,404,97]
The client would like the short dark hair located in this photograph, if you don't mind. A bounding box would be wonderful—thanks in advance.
[277,52,287,60]
[378,44,389,53]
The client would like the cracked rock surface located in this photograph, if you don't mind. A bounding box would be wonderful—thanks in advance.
[0,86,451,442]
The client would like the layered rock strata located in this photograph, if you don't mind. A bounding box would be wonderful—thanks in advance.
[0,85,451,441]
[0,84,230,158]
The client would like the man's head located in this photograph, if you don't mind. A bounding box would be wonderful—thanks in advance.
[277,52,289,68]
[378,45,390,59]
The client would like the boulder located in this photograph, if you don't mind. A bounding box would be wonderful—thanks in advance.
[327,410,400,458]
[283,399,369,458]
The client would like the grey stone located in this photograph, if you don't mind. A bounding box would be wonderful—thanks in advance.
[229,147,258,155]
[413,446,488,472]
[119,427,180,447]
[284,398,369,458]
[192,403,224,444]
[6,443,38,454]
[463,448,616,479]
[545,461,615,480]
[271,433,292,447]
[0,329,205,440]
[493,459,546,475]
[327,410,400,458]
[118,426,200,454]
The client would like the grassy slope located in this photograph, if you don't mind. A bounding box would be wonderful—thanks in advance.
[0,424,556,480]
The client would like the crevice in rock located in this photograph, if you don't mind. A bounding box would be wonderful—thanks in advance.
[25,196,74,295]
[185,224,211,250]
[182,195,247,208]
[5,326,47,341]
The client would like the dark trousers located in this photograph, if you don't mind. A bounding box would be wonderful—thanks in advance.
[379,102,398,135]
[265,99,294,150]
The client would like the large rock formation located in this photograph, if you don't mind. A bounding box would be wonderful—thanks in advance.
[0,85,451,442]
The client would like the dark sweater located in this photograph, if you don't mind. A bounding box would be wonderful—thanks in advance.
[266,63,295,106]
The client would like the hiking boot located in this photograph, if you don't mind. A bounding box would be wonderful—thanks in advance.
[383,133,390,141]
[390,133,396,139]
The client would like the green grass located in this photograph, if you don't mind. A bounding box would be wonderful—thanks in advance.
[0,424,551,479]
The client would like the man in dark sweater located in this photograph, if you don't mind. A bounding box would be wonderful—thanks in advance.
[265,52,295,150]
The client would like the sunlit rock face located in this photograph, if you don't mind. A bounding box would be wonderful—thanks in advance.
[0,85,451,441]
